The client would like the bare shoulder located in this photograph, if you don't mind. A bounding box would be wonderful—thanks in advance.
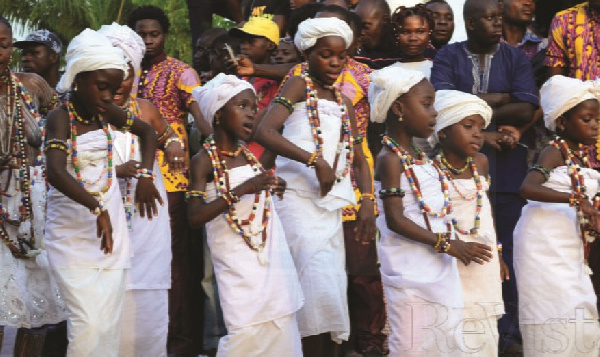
[375,148,404,182]
[473,152,489,177]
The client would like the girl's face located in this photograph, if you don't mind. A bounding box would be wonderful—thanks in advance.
[395,15,430,60]
[0,22,12,75]
[306,36,348,86]
[113,66,134,107]
[396,79,437,138]
[216,89,257,142]
[73,69,124,117]
[560,99,599,146]
[440,115,486,158]
[271,40,299,64]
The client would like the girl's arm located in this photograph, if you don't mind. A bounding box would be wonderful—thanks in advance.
[254,76,336,196]
[377,151,492,265]
[344,95,376,244]
[187,152,279,229]
[138,99,186,173]
[45,109,113,254]
[102,102,163,219]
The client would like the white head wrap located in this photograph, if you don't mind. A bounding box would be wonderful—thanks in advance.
[541,75,600,131]
[97,22,145,78]
[57,28,129,93]
[428,90,493,146]
[368,66,426,123]
[294,17,353,52]
[192,73,255,126]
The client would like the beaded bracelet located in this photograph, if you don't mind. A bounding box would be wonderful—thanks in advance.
[185,190,207,201]
[157,123,172,142]
[91,202,107,217]
[529,164,550,182]
[121,109,134,132]
[306,151,318,167]
[569,193,588,207]
[433,233,451,253]
[353,135,364,145]
[138,173,155,179]
[44,138,69,154]
[358,193,376,204]
[379,188,405,198]
[273,96,294,114]
[165,136,184,150]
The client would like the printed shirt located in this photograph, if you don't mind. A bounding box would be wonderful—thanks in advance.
[137,54,201,192]
[545,2,600,80]
[515,28,548,61]
[280,58,375,221]
[431,42,539,194]
[244,76,279,160]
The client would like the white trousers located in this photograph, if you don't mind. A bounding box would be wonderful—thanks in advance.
[119,289,168,357]
[217,313,302,357]
[53,268,126,357]
[521,320,600,357]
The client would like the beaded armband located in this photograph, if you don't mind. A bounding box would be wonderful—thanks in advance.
[165,136,184,150]
[358,193,376,204]
[433,233,451,253]
[378,188,405,198]
[529,164,550,182]
[157,123,172,142]
[91,202,107,217]
[306,151,318,167]
[353,135,364,145]
[44,138,69,154]
[121,109,134,132]
[185,190,207,202]
[273,96,294,114]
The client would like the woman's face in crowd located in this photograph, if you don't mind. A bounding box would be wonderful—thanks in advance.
[395,15,431,60]
[113,66,135,107]
[0,22,13,75]
[306,36,348,87]
[74,69,124,117]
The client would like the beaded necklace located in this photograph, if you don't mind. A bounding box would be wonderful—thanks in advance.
[302,70,354,183]
[0,72,36,259]
[436,153,484,235]
[550,136,595,268]
[383,135,451,222]
[68,100,95,125]
[439,151,471,175]
[203,136,272,265]
[67,99,113,197]
[122,99,141,230]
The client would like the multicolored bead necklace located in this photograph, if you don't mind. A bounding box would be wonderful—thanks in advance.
[436,153,483,235]
[302,70,354,183]
[203,136,272,265]
[439,151,471,175]
[383,135,451,220]
[67,99,113,197]
[122,99,142,229]
[0,72,35,258]
[550,136,595,267]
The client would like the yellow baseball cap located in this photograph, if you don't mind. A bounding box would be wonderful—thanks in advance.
[229,16,279,45]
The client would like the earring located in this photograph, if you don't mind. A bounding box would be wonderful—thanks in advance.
[73,84,78,92]
[215,116,220,126]
[398,116,403,122]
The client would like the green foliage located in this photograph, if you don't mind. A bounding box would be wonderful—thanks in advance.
[2,0,194,66]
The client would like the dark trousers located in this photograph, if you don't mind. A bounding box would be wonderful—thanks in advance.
[490,192,526,351]
[343,220,387,352]
[167,191,204,356]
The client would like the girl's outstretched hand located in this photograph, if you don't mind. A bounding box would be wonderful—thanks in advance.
[499,255,510,282]
[314,157,335,197]
[135,178,164,220]
[446,238,493,266]
[96,210,113,254]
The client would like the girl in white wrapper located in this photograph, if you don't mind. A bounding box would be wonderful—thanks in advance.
[188,73,304,357]
[515,75,600,357]
[43,28,162,357]
[429,89,506,356]
[254,17,376,356]
[370,65,493,357]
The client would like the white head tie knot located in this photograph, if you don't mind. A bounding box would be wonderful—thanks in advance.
[368,66,426,123]
[294,17,353,52]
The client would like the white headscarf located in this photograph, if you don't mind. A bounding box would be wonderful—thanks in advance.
[57,28,129,93]
[294,17,353,52]
[368,66,426,123]
[97,22,145,79]
[192,73,255,126]
[541,75,600,131]
[428,90,493,146]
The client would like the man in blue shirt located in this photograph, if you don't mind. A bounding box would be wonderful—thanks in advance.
[431,0,538,355]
